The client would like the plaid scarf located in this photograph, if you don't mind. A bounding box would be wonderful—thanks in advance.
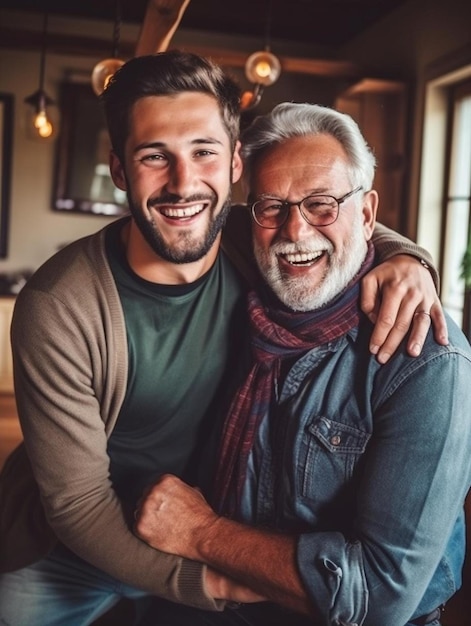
[213,241,375,517]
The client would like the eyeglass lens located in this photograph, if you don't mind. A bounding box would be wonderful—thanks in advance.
[253,195,339,228]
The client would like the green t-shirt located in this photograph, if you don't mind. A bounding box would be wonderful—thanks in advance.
[106,222,248,507]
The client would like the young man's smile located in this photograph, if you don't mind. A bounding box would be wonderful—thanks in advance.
[110,91,243,282]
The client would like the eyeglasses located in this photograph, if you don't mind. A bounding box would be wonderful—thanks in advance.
[250,186,364,229]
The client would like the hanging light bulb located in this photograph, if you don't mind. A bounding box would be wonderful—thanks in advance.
[245,50,281,87]
[91,0,124,96]
[25,89,54,137]
[240,1,281,111]
[37,116,53,138]
[91,58,125,96]
[34,109,48,129]
[24,12,56,139]
[240,84,264,110]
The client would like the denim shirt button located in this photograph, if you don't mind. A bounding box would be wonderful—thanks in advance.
[331,435,341,445]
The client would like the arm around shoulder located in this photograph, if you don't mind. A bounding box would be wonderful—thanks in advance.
[372,222,439,289]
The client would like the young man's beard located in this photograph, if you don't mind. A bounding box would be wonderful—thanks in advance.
[127,192,233,265]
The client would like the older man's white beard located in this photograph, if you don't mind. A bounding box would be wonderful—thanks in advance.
[254,220,368,312]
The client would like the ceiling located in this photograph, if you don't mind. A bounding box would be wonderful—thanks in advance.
[1,0,409,49]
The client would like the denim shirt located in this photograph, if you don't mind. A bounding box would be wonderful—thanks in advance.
[240,314,471,626]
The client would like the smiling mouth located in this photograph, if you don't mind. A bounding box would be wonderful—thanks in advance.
[159,203,206,220]
[281,250,325,266]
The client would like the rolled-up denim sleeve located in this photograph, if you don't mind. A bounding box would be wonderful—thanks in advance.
[298,533,368,624]
[296,345,471,626]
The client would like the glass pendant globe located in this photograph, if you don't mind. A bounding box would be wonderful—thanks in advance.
[91,58,125,96]
[245,51,281,87]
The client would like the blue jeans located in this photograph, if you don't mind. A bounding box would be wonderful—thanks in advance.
[0,543,151,626]
[138,601,313,626]
[137,601,442,626]
[0,544,443,626]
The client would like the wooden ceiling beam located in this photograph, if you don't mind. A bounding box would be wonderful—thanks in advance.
[134,0,192,56]
[0,27,362,79]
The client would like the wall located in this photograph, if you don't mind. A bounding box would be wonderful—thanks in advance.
[0,9,343,277]
[340,0,471,243]
[339,0,470,76]
[0,12,137,275]
[0,48,114,275]
[1,0,470,276]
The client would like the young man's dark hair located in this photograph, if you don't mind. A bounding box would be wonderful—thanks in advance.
[101,51,242,162]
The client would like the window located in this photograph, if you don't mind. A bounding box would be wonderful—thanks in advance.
[440,81,471,332]
[417,65,471,339]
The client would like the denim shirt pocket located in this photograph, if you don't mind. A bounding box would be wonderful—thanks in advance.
[298,416,371,506]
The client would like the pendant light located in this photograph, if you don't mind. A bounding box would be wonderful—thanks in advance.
[241,0,281,110]
[91,0,125,96]
[24,11,55,139]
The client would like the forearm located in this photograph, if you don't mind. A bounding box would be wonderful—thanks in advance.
[197,516,314,615]
[372,222,439,289]
[135,0,191,56]
[135,476,315,615]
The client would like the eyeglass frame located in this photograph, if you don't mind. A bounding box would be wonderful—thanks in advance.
[250,186,364,229]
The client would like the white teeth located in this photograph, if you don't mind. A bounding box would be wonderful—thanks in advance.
[161,204,204,218]
[284,251,323,264]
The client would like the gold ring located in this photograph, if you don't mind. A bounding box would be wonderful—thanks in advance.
[414,310,431,319]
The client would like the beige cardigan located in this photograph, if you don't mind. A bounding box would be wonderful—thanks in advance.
[0,207,436,608]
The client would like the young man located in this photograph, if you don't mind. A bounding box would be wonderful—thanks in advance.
[135,103,471,626]
[0,53,446,625]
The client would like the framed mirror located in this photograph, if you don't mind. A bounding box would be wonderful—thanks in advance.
[0,92,14,258]
[53,80,128,217]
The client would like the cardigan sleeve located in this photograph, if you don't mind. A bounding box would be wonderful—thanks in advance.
[3,243,223,611]
[371,222,439,289]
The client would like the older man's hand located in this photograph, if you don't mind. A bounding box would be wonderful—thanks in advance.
[134,474,217,560]
[135,475,312,612]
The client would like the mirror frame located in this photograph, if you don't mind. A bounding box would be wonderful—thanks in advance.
[53,80,128,217]
[0,92,14,258]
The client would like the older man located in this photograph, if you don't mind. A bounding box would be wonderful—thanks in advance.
[135,103,471,626]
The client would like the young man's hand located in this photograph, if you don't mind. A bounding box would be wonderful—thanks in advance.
[205,568,266,603]
[361,254,448,363]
